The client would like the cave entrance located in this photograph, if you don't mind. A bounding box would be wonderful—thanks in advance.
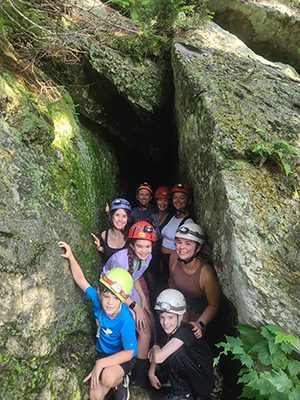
[79,107,179,203]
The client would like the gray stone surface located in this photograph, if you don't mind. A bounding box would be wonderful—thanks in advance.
[173,22,300,340]
[207,0,300,71]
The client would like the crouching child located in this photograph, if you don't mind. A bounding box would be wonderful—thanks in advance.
[148,289,214,400]
[58,242,138,400]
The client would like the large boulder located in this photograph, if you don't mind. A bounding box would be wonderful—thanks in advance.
[0,65,118,398]
[172,22,300,338]
[207,0,300,72]
[37,0,172,164]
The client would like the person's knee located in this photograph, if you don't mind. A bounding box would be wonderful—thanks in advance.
[101,367,123,388]
[101,372,118,388]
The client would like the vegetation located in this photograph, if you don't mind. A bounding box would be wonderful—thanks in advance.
[106,0,212,60]
[0,0,212,67]
[215,324,300,400]
[248,139,300,198]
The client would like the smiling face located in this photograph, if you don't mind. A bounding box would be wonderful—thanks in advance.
[156,198,169,212]
[159,311,182,334]
[111,208,128,230]
[175,237,199,260]
[131,239,152,260]
[172,192,189,212]
[136,189,152,208]
[99,289,122,318]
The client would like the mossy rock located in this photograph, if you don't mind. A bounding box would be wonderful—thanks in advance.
[172,22,300,339]
[0,67,118,398]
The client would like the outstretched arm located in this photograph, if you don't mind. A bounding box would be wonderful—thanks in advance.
[58,241,90,292]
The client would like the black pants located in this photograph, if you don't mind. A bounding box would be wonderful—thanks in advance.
[161,346,214,397]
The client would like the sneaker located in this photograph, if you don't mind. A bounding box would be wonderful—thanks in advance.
[114,375,130,400]
[165,392,192,400]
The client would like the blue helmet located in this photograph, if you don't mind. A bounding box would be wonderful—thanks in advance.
[110,198,132,213]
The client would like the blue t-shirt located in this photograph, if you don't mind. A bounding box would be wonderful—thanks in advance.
[86,286,138,357]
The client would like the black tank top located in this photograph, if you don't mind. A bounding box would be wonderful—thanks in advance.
[102,230,127,261]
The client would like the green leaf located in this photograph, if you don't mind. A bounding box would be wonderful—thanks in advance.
[252,373,274,395]
[251,341,272,366]
[288,386,300,400]
[280,342,295,355]
[238,370,258,384]
[238,325,263,347]
[270,391,289,400]
[270,350,288,370]
[268,336,280,355]
[239,353,254,369]
[287,360,300,377]
[274,331,298,347]
[268,370,293,393]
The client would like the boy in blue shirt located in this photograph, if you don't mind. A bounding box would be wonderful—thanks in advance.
[59,241,138,400]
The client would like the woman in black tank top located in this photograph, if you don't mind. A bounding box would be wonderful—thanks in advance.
[91,198,132,261]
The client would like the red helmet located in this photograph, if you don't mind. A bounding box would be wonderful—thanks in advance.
[171,183,191,197]
[128,221,157,242]
[154,186,171,200]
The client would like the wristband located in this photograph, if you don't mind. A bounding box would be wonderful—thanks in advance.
[199,320,206,331]
[129,301,136,310]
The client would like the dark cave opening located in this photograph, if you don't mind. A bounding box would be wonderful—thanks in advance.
[79,109,180,204]
[78,90,241,400]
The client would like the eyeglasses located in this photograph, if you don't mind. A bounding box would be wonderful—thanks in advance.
[177,226,204,239]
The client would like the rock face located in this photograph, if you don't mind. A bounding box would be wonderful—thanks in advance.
[207,0,300,72]
[172,22,300,339]
[41,0,173,170]
[0,69,118,398]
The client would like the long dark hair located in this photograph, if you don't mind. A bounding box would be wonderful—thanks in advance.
[108,208,132,237]
[127,240,142,276]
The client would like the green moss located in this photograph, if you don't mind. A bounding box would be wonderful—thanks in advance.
[0,351,52,400]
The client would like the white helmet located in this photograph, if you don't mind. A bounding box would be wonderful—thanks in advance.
[175,222,205,245]
[154,289,186,315]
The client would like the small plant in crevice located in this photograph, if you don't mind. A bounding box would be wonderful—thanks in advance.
[106,0,212,60]
[246,139,300,198]
[214,324,300,400]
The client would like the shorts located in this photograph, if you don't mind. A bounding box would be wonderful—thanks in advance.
[96,352,136,375]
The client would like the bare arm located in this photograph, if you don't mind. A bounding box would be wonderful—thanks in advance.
[151,338,183,364]
[58,241,90,292]
[134,279,149,310]
[168,253,178,288]
[198,264,221,325]
[84,349,134,388]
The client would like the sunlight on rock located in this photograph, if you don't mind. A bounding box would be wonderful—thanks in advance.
[52,113,74,150]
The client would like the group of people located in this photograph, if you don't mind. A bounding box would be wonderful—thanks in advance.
[58,182,222,400]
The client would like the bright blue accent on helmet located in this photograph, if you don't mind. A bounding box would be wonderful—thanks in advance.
[110,198,132,213]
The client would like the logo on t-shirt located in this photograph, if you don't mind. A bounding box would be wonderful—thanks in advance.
[102,327,113,336]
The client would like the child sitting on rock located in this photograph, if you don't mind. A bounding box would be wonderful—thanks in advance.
[58,241,137,400]
[148,289,214,400]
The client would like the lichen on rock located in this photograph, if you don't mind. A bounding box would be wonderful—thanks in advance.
[0,68,118,398]
[173,22,300,339]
